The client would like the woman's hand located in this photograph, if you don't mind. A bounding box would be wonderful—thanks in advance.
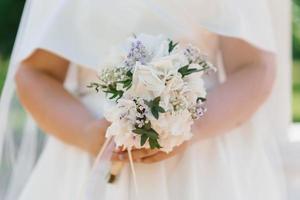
[111,142,188,164]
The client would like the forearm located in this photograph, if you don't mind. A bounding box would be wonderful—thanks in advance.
[15,66,108,154]
[193,62,275,140]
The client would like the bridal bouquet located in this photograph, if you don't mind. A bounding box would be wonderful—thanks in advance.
[88,34,215,182]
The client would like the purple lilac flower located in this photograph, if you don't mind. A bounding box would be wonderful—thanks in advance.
[189,100,207,120]
[124,40,150,67]
[184,45,206,64]
[134,98,149,128]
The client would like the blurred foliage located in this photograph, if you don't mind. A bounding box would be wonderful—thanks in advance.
[0,58,8,92]
[293,1,300,59]
[0,0,25,57]
[293,61,300,122]
[293,0,300,122]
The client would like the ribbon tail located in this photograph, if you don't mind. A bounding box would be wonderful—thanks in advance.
[127,148,139,198]
[79,136,114,200]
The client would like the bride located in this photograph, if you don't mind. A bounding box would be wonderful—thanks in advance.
[0,0,291,199]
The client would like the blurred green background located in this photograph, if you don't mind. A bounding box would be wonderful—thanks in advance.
[0,0,299,122]
[293,0,300,122]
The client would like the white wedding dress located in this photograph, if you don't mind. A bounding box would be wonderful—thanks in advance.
[19,63,287,200]
[0,0,291,200]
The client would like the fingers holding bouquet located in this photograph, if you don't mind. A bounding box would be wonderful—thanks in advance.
[111,142,188,164]
[111,148,159,163]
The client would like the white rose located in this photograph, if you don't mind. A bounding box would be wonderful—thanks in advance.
[104,98,136,122]
[151,57,181,77]
[151,58,174,76]
[184,73,207,98]
[159,74,186,110]
[151,110,193,137]
[106,121,135,149]
[166,74,185,91]
[150,110,193,153]
[129,62,166,98]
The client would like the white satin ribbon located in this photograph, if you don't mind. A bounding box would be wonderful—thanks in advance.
[127,148,139,198]
[81,136,139,199]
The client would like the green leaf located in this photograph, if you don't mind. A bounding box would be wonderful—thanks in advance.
[117,79,132,90]
[133,123,161,148]
[87,69,133,100]
[177,65,189,77]
[145,97,165,119]
[149,138,162,149]
[146,129,159,140]
[109,93,118,99]
[133,128,158,139]
[153,96,161,105]
[157,106,165,113]
[116,73,133,90]
[87,82,101,92]
[144,122,151,130]
[178,65,206,78]
[140,134,148,146]
[133,128,148,135]
[168,40,179,53]
[197,97,206,102]
[151,107,159,119]
[126,70,133,77]
[103,84,124,101]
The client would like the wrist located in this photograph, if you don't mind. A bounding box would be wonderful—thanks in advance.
[83,119,110,156]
